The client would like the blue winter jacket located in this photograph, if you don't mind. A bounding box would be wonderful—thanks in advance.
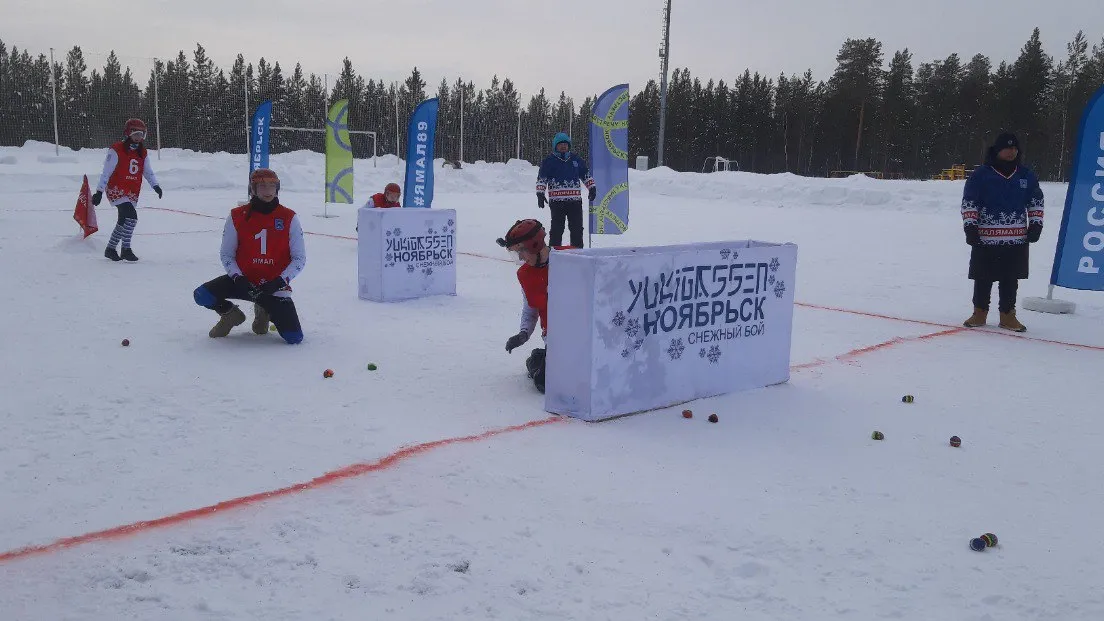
[960,156,1044,245]
[536,147,594,203]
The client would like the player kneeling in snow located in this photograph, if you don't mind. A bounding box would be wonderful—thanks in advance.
[499,219,570,393]
[192,168,306,344]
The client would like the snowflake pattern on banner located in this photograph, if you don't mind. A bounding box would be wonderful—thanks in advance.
[719,249,731,260]
[731,250,739,260]
[667,338,685,360]
[393,227,403,237]
[768,274,776,285]
[422,267,434,276]
[611,311,626,327]
[699,348,707,359]
[428,227,436,235]
[773,280,786,299]
[385,253,393,262]
[770,257,780,273]
[633,338,645,351]
[406,264,415,273]
[625,318,641,338]
[448,219,454,227]
[707,345,722,364]
[621,348,631,359]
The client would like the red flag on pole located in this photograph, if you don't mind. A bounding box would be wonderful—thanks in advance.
[73,174,98,238]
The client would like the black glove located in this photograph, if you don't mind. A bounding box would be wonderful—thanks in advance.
[259,277,287,295]
[505,331,530,353]
[1027,222,1042,243]
[588,186,597,202]
[536,193,546,209]
[964,224,981,247]
[232,274,262,301]
[154,185,163,199]
[91,190,102,206]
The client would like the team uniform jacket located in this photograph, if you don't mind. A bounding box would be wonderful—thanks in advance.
[516,247,574,339]
[536,152,594,203]
[220,203,306,297]
[96,141,159,206]
[961,164,1044,245]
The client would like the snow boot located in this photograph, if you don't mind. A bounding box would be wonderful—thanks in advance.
[209,305,246,338]
[251,303,270,335]
[998,310,1026,332]
[963,307,987,328]
[105,247,121,261]
[120,247,139,262]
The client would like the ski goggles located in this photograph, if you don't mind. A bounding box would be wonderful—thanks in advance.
[129,130,146,140]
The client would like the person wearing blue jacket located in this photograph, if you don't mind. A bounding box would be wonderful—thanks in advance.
[536,132,596,248]
[960,132,1044,332]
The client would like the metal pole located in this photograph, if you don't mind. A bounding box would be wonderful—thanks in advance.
[459,83,464,164]
[1047,284,1055,301]
[244,70,250,159]
[49,48,59,156]
[153,60,162,159]
[657,0,672,168]
[394,84,400,159]
[516,108,522,160]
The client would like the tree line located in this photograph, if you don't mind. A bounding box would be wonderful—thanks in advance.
[1,29,1101,179]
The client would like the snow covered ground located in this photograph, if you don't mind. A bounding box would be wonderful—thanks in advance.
[1,142,1102,620]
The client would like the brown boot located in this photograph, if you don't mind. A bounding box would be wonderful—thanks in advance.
[999,310,1026,332]
[209,305,246,338]
[963,307,988,328]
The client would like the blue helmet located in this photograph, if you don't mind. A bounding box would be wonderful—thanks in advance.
[552,132,571,152]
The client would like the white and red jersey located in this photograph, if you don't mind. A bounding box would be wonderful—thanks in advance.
[96,141,158,206]
[220,203,306,294]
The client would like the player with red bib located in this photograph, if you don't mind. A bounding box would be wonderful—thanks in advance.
[93,118,162,262]
[497,219,576,393]
[356,182,401,232]
[192,169,306,344]
[368,182,402,208]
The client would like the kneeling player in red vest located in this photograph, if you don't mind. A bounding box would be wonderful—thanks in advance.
[498,219,575,393]
[369,182,402,208]
[192,169,306,344]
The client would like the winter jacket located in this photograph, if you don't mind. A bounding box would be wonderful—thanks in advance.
[536,149,594,203]
[960,152,1044,246]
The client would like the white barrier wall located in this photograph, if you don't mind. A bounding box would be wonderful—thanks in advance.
[357,208,457,302]
[545,240,798,421]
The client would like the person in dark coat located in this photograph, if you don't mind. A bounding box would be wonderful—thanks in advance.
[960,132,1044,332]
[535,132,595,248]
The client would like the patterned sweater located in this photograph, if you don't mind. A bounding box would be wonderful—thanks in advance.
[960,163,1044,245]
[536,152,595,202]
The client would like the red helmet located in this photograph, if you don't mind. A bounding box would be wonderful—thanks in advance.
[385,182,401,195]
[124,118,147,137]
[249,168,280,196]
[496,219,546,253]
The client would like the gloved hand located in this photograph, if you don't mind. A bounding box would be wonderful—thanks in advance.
[505,331,530,353]
[154,185,163,199]
[1027,222,1042,243]
[536,193,546,209]
[232,274,262,301]
[91,190,102,206]
[259,277,287,295]
[964,224,981,247]
[588,186,597,202]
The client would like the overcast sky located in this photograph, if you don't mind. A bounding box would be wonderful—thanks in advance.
[7,0,1102,99]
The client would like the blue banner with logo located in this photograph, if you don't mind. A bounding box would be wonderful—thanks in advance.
[249,100,272,190]
[588,83,630,234]
[403,98,439,208]
[1051,85,1104,291]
